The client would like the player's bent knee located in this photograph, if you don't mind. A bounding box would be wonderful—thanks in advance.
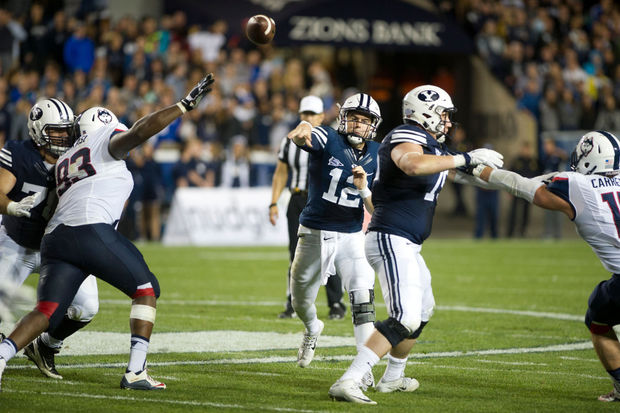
[130,304,156,323]
[374,317,412,346]
[349,289,376,325]
[400,313,422,334]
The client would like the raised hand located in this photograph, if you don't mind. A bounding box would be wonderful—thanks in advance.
[179,73,215,112]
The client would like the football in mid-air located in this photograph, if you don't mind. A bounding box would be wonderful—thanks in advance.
[246,15,275,45]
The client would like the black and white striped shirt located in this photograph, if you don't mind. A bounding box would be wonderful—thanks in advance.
[278,137,309,191]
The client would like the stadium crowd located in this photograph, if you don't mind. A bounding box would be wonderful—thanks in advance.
[0,1,618,240]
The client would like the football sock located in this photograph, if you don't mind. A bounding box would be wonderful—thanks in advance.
[48,317,90,342]
[305,318,322,335]
[381,354,408,382]
[340,345,379,383]
[127,335,149,373]
[0,338,18,362]
[607,367,620,385]
[354,322,374,352]
[41,333,63,349]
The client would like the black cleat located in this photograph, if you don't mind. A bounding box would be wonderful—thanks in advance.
[328,302,346,320]
[24,337,62,379]
[278,306,296,319]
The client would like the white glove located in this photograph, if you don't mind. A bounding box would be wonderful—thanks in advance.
[467,148,504,169]
[6,193,39,218]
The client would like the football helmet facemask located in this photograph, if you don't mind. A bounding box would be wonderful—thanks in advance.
[570,130,620,176]
[28,98,75,157]
[337,93,382,145]
[73,106,119,137]
[402,85,456,143]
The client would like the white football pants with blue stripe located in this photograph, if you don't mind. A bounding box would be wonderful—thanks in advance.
[291,225,375,347]
[0,225,99,324]
[365,231,435,334]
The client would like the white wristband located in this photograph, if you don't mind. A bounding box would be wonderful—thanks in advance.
[299,120,312,128]
[453,154,466,168]
[176,101,187,114]
[358,187,371,199]
[6,201,18,216]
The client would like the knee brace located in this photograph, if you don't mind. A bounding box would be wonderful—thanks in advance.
[409,321,428,339]
[349,289,375,325]
[130,304,156,323]
[374,317,411,346]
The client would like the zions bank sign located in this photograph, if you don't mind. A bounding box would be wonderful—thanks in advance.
[288,16,443,47]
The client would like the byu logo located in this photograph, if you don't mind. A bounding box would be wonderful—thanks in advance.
[417,90,440,102]
[29,107,43,121]
[581,137,594,157]
[97,109,113,124]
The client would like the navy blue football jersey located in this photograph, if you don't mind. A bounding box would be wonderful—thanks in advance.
[368,124,451,244]
[298,126,379,233]
[0,140,56,249]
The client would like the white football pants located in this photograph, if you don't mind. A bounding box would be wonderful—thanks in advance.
[291,225,375,336]
[365,231,435,333]
[0,225,99,323]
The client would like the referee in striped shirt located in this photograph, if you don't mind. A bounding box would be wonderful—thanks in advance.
[269,96,346,320]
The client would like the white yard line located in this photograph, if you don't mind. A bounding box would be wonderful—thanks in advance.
[1,390,325,413]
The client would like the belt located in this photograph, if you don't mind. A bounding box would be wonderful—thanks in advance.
[291,188,308,195]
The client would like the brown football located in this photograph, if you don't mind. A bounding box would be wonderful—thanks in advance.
[246,15,276,45]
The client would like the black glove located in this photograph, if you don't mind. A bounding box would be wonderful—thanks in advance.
[179,73,215,112]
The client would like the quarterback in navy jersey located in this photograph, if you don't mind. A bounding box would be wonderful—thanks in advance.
[0,98,99,380]
[329,85,503,404]
[473,130,620,403]
[286,93,380,378]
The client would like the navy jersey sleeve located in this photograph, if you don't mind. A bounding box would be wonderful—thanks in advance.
[388,125,431,148]
[0,140,19,176]
[296,126,329,154]
[547,176,570,203]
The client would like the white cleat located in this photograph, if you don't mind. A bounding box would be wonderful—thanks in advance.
[297,320,324,368]
[0,358,6,392]
[329,378,376,404]
[120,370,166,390]
[361,370,375,391]
[376,375,420,393]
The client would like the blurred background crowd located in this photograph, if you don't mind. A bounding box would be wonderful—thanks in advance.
[0,0,618,240]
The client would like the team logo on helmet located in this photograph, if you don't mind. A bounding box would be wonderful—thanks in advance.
[97,109,113,124]
[29,107,43,121]
[418,90,440,102]
[580,136,594,156]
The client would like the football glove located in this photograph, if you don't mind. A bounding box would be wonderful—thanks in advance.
[465,148,504,169]
[179,73,215,112]
[7,192,39,218]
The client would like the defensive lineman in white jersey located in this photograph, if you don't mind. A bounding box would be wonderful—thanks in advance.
[473,130,620,402]
[0,73,215,391]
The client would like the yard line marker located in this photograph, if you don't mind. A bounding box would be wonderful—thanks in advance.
[2,390,324,412]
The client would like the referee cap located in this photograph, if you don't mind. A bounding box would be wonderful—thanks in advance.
[299,96,323,114]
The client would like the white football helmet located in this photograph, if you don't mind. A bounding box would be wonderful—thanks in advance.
[337,93,382,145]
[74,106,119,137]
[402,85,456,142]
[570,130,620,176]
[28,98,75,157]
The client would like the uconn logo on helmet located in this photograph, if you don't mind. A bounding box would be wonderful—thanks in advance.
[580,136,594,156]
[97,109,113,124]
[417,90,440,102]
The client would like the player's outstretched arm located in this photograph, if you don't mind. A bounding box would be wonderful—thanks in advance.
[287,121,313,148]
[109,73,215,159]
[474,165,574,219]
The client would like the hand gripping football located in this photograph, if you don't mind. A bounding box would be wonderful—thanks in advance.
[246,15,276,45]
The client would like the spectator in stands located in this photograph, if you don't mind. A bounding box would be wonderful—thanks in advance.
[63,22,94,73]
[540,138,567,239]
[173,138,216,188]
[538,88,560,132]
[595,95,620,131]
[220,135,250,188]
[558,88,581,131]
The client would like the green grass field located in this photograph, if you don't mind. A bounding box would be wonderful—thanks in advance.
[0,240,617,412]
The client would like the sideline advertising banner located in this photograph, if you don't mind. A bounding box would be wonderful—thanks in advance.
[163,187,289,246]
